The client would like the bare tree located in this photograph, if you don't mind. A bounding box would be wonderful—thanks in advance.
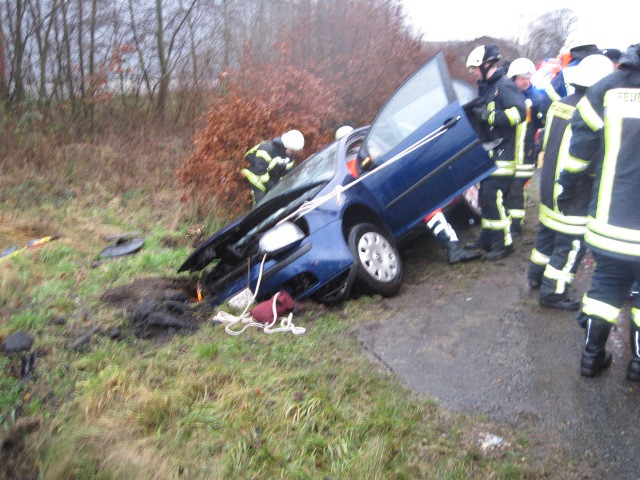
[521,9,577,62]
[0,4,6,100]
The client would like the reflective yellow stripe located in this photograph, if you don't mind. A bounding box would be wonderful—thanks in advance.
[577,96,604,131]
[633,308,640,328]
[515,121,526,166]
[530,248,550,266]
[546,84,561,102]
[582,295,620,324]
[587,216,640,243]
[515,164,534,178]
[481,190,512,245]
[486,101,496,125]
[240,168,268,192]
[542,239,580,294]
[510,208,525,220]
[504,106,523,126]
[492,160,515,176]
[245,143,261,156]
[563,153,590,173]
[482,218,510,229]
[538,204,587,235]
[585,229,640,257]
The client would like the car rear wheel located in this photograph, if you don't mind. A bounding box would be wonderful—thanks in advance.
[462,183,482,219]
[348,223,403,297]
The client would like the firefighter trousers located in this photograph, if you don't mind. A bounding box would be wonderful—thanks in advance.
[528,222,555,284]
[540,232,586,301]
[505,176,530,232]
[581,251,640,325]
[478,175,513,249]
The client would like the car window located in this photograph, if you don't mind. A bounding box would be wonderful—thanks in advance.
[260,142,338,204]
[452,79,477,105]
[366,59,449,161]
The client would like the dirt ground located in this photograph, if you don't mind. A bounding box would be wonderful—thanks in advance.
[357,179,640,479]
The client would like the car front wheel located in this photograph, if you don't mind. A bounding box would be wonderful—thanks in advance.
[348,223,403,297]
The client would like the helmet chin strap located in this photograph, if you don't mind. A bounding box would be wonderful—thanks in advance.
[479,61,496,80]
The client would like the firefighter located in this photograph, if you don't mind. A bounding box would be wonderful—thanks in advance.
[527,55,615,310]
[424,209,482,264]
[505,58,547,235]
[540,32,601,115]
[464,45,526,261]
[241,129,304,204]
[562,44,640,379]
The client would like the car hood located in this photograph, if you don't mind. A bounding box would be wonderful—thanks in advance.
[178,181,327,273]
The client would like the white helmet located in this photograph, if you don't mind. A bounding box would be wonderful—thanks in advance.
[466,45,501,68]
[507,58,536,78]
[335,125,354,140]
[281,129,304,151]
[563,54,614,88]
[563,30,598,52]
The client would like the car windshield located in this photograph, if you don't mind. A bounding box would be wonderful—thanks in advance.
[260,142,338,203]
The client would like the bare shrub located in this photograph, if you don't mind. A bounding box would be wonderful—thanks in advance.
[178,64,338,219]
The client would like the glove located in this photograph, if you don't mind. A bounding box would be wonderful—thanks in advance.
[273,156,291,166]
[473,107,489,122]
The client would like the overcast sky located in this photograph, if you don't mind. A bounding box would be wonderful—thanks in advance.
[401,0,639,52]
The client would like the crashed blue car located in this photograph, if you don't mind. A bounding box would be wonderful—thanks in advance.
[179,52,496,305]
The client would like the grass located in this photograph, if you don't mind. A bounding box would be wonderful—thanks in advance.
[0,126,572,479]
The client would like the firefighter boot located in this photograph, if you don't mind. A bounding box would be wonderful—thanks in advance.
[465,229,490,252]
[444,241,481,264]
[486,243,514,261]
[580,317,613,377]
[627,321,640,382]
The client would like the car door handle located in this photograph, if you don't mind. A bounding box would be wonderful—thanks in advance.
[443,116,461,129]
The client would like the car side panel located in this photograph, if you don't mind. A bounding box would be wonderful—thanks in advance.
[357,102,494,238]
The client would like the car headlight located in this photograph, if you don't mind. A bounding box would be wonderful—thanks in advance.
[259,222,305,255]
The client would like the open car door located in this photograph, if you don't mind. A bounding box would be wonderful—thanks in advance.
[355,52,495,237]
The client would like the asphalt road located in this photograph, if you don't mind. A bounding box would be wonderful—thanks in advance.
[358,187,640,479]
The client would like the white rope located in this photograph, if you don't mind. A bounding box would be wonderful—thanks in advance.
[211,254,305,335]
[276,122,454,226]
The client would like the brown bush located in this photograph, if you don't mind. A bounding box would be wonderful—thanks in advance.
[177,63,338,218]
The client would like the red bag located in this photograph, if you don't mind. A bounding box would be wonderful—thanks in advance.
[250,291,295,324]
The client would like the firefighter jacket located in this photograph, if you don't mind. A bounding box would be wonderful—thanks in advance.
[543,45,602,109]
[516,84,547,179]
[475,69,527,177]
[539,90,591,236]
[565,44,640,260]
[241,137,294,193]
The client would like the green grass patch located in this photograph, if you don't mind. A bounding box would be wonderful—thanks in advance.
[0,137,574,479]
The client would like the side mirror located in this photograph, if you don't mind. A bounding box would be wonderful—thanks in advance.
[259,222,305,256]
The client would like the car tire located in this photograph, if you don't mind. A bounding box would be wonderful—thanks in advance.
[348,223,403,297]
[462,183,482,219]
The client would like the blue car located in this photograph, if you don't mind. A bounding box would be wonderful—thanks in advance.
[179,52,496,306]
